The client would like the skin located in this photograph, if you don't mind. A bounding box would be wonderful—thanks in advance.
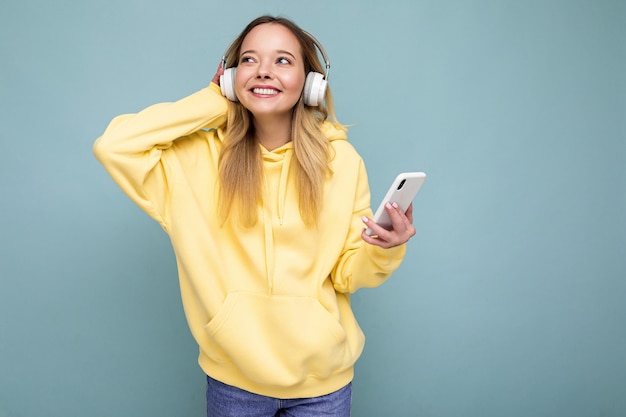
[361,202,416,249]
[237,23,305,151]
[212,23,416,248]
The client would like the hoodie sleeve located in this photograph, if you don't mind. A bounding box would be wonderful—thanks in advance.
[330,159,407,293]
[93,83,228,228]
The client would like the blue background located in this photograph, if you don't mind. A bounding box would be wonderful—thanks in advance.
[1,1,624,416]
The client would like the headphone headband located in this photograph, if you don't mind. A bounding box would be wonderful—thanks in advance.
[302,31,331,80]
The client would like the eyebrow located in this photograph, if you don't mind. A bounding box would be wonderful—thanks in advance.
[240,49,298,60]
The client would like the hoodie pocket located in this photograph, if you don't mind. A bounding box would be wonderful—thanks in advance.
[204,292,354,387]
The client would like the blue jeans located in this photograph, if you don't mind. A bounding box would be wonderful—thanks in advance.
[206,375,352,417]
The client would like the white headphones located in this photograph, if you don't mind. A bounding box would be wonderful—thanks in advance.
[219,30,330,107]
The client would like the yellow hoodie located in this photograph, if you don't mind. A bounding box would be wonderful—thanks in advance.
[93,83,406,399]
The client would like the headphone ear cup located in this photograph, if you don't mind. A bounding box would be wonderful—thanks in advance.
[220,67,238,102]
[303,72,327,106]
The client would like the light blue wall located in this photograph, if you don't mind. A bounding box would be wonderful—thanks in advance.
[1,1,624,416]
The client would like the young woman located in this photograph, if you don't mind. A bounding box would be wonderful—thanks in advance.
[94,15,415,417]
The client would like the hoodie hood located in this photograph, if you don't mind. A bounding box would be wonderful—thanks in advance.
[260,120,347,219]
[321,121,348,142]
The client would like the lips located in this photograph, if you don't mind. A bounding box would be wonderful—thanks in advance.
[252,87,279,96]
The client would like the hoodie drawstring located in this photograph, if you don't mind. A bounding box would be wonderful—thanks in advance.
[261,145,292,293]
[277,151,291,226]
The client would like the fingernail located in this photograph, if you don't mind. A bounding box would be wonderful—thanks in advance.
[361,216,368,223]
[391,202,399,208]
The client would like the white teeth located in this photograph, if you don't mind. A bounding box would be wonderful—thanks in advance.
[252,88,279,95]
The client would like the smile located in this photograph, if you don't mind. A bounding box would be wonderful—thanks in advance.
[252,88,279,95]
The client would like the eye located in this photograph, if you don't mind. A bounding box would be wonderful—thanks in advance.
[277,56,291,65]
[239,56,255,64]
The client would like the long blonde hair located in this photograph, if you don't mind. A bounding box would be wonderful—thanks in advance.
[218,16,343,227]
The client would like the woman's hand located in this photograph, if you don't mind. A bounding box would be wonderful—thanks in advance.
[211,62,224,86]
[361,202,416,248]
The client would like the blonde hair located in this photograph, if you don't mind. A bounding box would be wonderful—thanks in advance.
[218,16,343,227]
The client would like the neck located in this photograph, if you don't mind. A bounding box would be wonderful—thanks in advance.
[253,114,292,151]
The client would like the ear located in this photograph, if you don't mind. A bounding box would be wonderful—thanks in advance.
[220,67,238,102]
[303,72,327,106]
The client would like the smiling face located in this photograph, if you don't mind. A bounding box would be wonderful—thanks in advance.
[234,23,306,121]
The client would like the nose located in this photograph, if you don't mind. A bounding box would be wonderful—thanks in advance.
[256,61,273,79]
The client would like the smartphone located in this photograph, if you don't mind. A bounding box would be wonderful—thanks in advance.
[365,172,427,236]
